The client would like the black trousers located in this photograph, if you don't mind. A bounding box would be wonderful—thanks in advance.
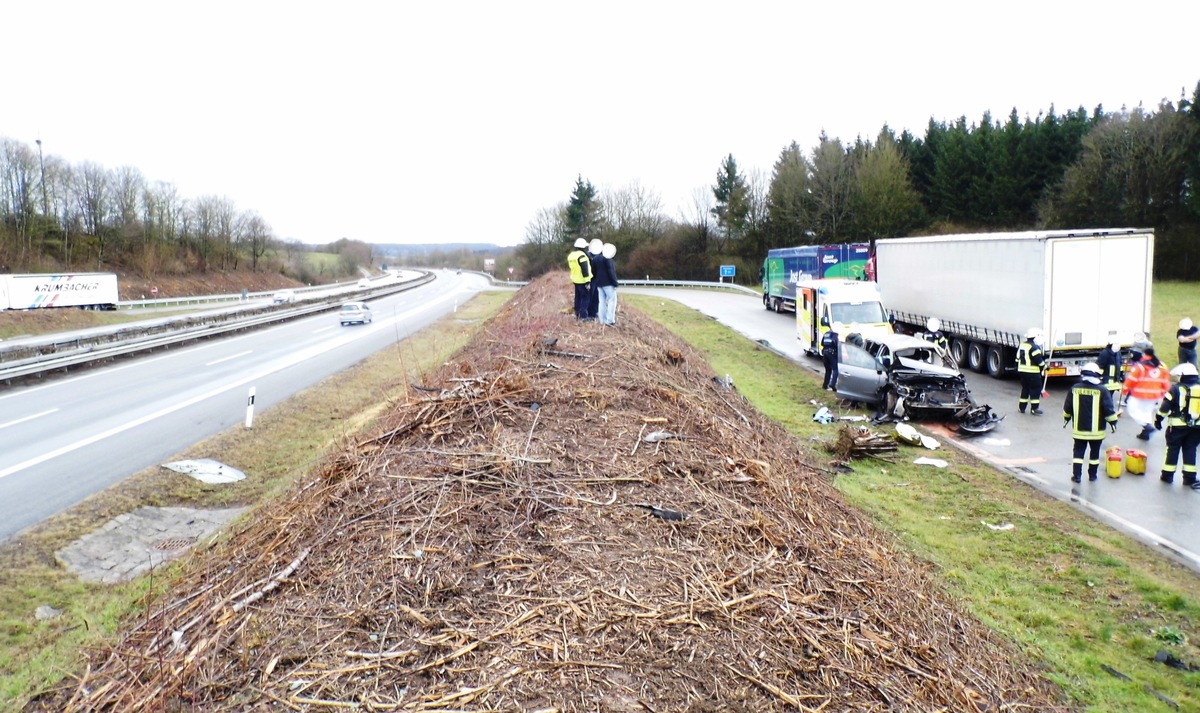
[822,350,837,389]
[1071,438,1104,479]
[1163,426,1200,484]
[1019,372,1042,410]
[573,283,591,319]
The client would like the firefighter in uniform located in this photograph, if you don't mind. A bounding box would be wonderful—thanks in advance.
[1154,362,1200,489]
[567,238,592,320]
[821,322,842,390]
[1016,328,1046,415]
[1063,362,1118,483]
[1095,339,1124,406]
[923,317,949,354]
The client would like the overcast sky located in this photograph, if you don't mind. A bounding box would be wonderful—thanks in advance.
[6,2,1198,248]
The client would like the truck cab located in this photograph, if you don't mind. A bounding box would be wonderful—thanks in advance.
[795,279,892,355]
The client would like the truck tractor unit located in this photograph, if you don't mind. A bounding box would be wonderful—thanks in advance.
[795,279,892,356]
[874,228,1153,379]
[761,243,870,313]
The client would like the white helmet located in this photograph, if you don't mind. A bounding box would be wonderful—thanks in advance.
[574,238,588,248]
[602,243,616,259]
[588,239,604,254]
[1174,362,1199,377]
[1080,362,1102,378]
[1025,327,1041,339]
[1181,318,1194,330]
[927,317,941,332]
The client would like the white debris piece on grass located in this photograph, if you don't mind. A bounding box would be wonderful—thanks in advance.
[982,521,1015,531]
[895,423,939,450]
[913,457,948,468]
[162,458,246,484]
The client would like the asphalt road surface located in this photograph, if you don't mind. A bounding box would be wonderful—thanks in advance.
[0,270,487,542]
[626,287,1200,572]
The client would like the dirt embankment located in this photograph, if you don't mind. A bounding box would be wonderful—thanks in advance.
[39,274,1068,712]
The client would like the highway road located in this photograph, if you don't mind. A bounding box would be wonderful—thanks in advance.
[627,287,1200,572]
[0,270,488,542]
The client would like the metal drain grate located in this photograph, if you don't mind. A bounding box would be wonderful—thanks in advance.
[153,537,196,551]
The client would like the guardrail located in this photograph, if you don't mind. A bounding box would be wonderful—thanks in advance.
[0,273,435,383]
[481,273,759,297]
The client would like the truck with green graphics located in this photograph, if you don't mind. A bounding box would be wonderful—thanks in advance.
[760,243,870,313]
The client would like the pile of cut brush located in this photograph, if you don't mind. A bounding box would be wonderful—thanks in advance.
[42,275,1066,712]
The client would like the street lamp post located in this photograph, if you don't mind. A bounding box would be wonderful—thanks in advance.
[35,138,48,216]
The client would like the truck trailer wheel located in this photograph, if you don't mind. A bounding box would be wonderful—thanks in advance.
[985,345,1010,379]
[950,338,969,367]
[966,342,988,373]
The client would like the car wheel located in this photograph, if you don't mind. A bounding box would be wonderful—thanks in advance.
[770,297,781,312]
[966,342,988,373]
[950,338,969,367]
[986,345,1009,379]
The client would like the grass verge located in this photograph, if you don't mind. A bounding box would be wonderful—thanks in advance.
[627,293,1200,713]
[0,290,513,707]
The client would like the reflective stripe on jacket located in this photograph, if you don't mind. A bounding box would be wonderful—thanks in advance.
[1157,382,1200,427]
[1016,340,1044,374]
[1063,382,1117,439]
[1122,361,1170,401]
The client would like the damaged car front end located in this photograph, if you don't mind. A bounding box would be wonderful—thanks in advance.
[835,332,1001,434]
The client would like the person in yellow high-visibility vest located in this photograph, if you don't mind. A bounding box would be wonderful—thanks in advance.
[567,238,592,319]
[1016,328,1046,415]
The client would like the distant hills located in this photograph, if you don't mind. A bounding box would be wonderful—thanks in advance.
[372,243,509,256]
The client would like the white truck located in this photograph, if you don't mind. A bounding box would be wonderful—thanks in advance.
[0,272,120,310]
[874,228,1154,379]
[795,279,892,355]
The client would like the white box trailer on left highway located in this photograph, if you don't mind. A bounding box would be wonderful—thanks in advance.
[0,273,120,310]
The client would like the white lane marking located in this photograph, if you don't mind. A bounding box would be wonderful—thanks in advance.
[0,408,58,431]
[206,350,253,366]
[313,326,338,334]
[0,293,454,481]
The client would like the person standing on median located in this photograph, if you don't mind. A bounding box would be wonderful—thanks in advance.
[567,238,592,320]
[1154,361,1200,489]
[585,239,604,321]
[594,242,620,326]
[1063,362,1119,483]
[1016,328,1047,415]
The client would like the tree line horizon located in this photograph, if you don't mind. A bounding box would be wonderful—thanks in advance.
[518,81,1200,283]
[3,81,1198,284]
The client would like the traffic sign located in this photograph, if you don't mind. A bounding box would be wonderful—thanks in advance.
[719,265,736,278]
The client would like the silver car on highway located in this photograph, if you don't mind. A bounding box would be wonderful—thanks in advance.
[836,332,1000,433]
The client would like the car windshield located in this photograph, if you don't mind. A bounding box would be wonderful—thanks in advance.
[830,301,887,325]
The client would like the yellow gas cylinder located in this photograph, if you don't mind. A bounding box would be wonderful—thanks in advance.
[1106,446,1123,478]
[1125,448,1147,475]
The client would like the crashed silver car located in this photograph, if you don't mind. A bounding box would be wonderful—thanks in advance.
[835,332,1000,433]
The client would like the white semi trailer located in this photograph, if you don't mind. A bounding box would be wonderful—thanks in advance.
[0,273,120,310]
[874,228,1154,379]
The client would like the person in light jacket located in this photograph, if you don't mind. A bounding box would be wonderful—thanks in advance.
[1123,347,1171,441]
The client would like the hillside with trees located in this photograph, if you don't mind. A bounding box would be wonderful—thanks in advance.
[518,82,1200,282]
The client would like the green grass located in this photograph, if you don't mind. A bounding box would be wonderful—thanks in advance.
[627,292,1200,713]
[0,291,513,707]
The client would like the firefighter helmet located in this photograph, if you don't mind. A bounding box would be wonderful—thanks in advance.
[1025,327,1042,339]
[1081,362,1102,378]
[1174,362,1199,377]
[574,238,588,248]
